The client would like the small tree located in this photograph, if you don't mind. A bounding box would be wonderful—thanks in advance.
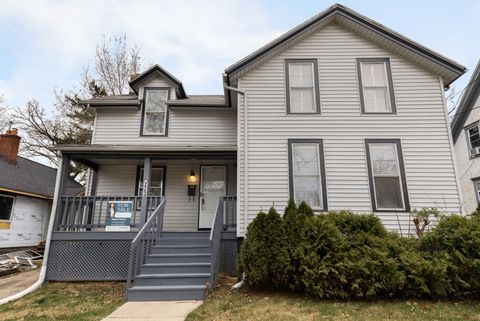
[411,208,441,238]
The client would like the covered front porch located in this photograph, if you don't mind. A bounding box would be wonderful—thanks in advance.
[53,145,237,233]
[46,145,240,288]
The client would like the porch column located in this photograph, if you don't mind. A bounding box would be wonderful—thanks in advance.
[52,154,70,231]
[140,157,151,226]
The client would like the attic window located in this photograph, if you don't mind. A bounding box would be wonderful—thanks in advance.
[141,88,170,136]
[0,194,14,221]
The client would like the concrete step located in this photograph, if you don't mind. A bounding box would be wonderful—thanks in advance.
[134,273,210,286]
[151,245,211,254]
[127,285,206,301]
[141,262,211,274]
[146,253,211,264]
[161,232,210,239]
[155,238,210,246]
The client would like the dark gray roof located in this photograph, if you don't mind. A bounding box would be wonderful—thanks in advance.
[79,94,140,107]
[129,64,187,98]
[167,95,226,106]
[0,156,83,198]
[225,3,466,86]
[451,59,480,142]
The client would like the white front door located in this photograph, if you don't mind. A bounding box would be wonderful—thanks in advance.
[199,166,226,229]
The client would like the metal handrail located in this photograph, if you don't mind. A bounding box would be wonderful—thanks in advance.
[126,197,166,289]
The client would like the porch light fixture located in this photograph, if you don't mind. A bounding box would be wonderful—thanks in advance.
[190,170,195,179]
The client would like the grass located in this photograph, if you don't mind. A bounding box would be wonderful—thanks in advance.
[186,275,480,321]
[0,282,125,321]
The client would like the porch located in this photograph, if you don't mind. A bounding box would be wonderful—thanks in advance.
[46,145,240,300]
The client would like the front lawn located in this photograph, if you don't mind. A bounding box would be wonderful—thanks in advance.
[0,282,124,321]
[186,276,480,321]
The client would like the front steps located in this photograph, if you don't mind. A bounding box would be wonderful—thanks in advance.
[126,231,212,301]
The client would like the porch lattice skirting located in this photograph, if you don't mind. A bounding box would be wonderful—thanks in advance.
[46,232,241,281]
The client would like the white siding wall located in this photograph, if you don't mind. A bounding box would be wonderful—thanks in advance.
[92,76,236,146]
[94,160,236,231]
[0,196,51,248]
[237,23,461,236]
[454,94,480,214]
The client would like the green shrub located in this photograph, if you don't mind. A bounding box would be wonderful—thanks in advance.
[239,200,480,299]
[238,207,288,288]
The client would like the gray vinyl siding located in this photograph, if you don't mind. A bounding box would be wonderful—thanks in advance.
[94,160,236,231]
[92,108,236,145]
[454,94,480,214]
[237,22,461,236]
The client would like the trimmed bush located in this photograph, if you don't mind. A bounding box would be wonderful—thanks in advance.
[238,200,480,299]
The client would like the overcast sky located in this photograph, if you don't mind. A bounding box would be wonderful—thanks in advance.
[0,0,479,112]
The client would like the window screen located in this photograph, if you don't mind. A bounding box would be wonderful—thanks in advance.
[291,142,323,208]
[287,61,318,113]
[0,195,14,220]
[142,89,169,135]
[358,60,394,113]
[137,167,165,196]
[367,142,406,210]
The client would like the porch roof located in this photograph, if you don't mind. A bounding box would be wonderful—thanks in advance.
[54,144,237,168]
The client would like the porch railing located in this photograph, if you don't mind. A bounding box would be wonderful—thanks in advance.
[126,197,166,289]
[55,196,163,231]
[209,196,236,287]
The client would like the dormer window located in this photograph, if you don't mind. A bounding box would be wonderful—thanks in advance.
[141,87,170,136]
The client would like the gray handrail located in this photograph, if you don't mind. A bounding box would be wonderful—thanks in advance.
[126,197,166,289]
[209,197,224,287]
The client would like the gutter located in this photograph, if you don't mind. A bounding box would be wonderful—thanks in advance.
[0,154,65,305]
[223,74,248,237]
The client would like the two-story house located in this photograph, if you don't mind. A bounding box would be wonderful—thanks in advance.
[451,59,480,214]
[44,4,466,301]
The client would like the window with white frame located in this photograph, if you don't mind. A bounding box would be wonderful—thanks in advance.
[286,60,319,113]
[474,179,480,206]
[366,140,409,211]
[142,88,169,135]
[137,167,165,196]
[357,59,395,113]
[466,122,480,157]
[0,195,14,221]
[289,140,326,210]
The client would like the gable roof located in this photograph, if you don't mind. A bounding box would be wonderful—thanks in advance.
[129,64,187,98]
[225,3,466,86]
[0,156,82,199]
[167,95,226,107]
[79,94,141,108]
[451,59,480,142]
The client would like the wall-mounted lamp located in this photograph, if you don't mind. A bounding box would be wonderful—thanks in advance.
[190,170,196,179]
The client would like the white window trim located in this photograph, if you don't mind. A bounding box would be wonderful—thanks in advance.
[0,194,15,222]
[474,179,480,206]
[465,122,480,158]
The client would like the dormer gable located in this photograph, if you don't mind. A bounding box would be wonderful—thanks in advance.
[129,64,187,100]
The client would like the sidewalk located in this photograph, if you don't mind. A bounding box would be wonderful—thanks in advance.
[101,301,203,321]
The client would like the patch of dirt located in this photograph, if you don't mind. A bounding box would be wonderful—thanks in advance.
[0,267,40,300]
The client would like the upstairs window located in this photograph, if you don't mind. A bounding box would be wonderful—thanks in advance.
[285,59,320,113]
[288,139,327,210]
[141,88,170,136]
[0,195,14,221]
[357,58,396,114]
[365,139,409,212]
[466,122,480,157]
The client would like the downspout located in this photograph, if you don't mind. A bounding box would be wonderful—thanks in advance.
[223,74,248,236]
[0,153,65,305]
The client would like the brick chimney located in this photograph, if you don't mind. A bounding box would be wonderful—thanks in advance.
[0,128,21,165]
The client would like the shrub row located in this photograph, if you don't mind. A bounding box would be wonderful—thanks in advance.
[238,200,480,299]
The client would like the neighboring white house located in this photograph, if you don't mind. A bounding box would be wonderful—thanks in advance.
[451,59,480,214]
[45,4,467,300]
[0,129,81,249]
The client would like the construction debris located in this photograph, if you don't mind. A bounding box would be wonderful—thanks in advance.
[0,250,43,277]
